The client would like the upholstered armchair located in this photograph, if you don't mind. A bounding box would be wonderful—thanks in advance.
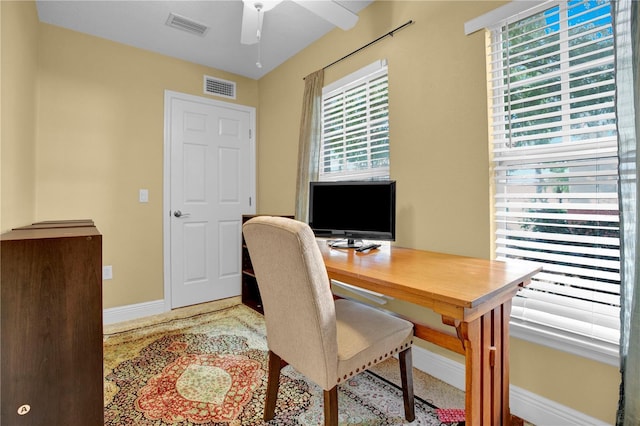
[242,216,415,425]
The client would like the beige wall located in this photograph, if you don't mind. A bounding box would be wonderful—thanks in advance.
[0,0,620,423]
[35,23,259,308]
[1,1,39,231]
[1,2,259,308]
[259,1,491,257]
[257,1,618,423]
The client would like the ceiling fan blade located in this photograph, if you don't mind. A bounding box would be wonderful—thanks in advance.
[240,1,260,45]
[293,0,359,30]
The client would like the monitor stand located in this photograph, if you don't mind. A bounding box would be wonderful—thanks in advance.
[329,238,362,249]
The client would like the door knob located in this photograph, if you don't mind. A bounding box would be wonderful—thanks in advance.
[174,210,190,218]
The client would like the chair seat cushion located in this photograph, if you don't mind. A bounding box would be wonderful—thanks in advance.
[334,299,413,384]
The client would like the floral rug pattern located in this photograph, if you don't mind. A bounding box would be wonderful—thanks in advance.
[103,304,454,425]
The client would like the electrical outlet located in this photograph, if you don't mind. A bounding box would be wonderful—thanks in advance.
[139,189,149,203]
[103,265,113,280]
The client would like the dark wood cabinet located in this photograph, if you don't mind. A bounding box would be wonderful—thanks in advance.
[1,220,103,425]
[241,214,293,313]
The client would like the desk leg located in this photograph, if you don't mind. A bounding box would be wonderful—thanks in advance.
[460,300,513,426]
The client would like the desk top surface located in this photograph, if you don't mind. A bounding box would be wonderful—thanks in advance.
[319,242,541,312]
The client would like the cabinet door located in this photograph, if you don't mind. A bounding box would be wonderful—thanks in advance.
[1,232,103,425]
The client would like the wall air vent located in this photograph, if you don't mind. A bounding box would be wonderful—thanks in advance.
[204,75,237,99]
[166,13,209,36]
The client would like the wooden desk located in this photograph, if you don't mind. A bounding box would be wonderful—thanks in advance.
[319,243,541,426]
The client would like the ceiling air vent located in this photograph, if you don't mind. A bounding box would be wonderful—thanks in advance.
[166,13,209,36]
[204,75,236,100]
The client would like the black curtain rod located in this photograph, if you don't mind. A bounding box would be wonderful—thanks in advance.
[305,19,414,78]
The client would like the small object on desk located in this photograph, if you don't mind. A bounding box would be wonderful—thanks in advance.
[356,243,381,252]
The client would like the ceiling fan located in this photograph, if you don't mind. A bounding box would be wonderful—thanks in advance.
[240,0,359,45]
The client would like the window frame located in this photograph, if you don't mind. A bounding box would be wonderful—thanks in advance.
[476,0,620,366]
[319,60,390,182]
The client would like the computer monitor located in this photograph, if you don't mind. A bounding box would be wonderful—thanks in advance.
[308,180,396,248]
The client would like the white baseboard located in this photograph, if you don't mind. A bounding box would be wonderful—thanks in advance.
[410,345,611,426]
[103,299,166,325]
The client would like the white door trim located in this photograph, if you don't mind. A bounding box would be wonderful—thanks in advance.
[163,90,256,312]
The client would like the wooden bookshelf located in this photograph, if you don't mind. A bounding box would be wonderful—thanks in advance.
[241,214,294,313]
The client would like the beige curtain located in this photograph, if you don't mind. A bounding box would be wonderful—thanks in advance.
[614,0,639,424]
[295,69,324,222]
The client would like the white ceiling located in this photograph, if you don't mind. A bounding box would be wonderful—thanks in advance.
[35,0,373,80]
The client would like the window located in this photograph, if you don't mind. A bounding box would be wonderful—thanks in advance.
[320,60,389,181]
[486,0,619,363]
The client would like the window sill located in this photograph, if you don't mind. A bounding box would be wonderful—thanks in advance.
[510,319,620,367]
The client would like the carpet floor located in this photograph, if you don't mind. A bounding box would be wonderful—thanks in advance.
[102,297,506,425]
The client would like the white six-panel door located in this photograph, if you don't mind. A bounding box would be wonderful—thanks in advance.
[164,91,255,309]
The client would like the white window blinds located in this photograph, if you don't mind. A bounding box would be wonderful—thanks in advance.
[487,1,620,353]
[320,62,389,181]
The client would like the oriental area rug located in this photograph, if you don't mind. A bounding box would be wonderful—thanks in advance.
[103,302,462,425]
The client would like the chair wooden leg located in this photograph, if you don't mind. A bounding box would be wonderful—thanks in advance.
[264,350,282,421]
[323,386,339,426]
[399,347,415,422]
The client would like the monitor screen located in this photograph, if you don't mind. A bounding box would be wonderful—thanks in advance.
[308,180,396,246]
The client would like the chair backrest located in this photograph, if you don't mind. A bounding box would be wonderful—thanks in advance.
[242,216,337,388]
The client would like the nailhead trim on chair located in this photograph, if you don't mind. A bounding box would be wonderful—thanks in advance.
[336,340,413,384]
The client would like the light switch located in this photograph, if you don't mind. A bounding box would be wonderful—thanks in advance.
[139,189,149,203]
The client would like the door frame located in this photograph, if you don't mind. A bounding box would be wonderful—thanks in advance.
[163,90,256,312]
